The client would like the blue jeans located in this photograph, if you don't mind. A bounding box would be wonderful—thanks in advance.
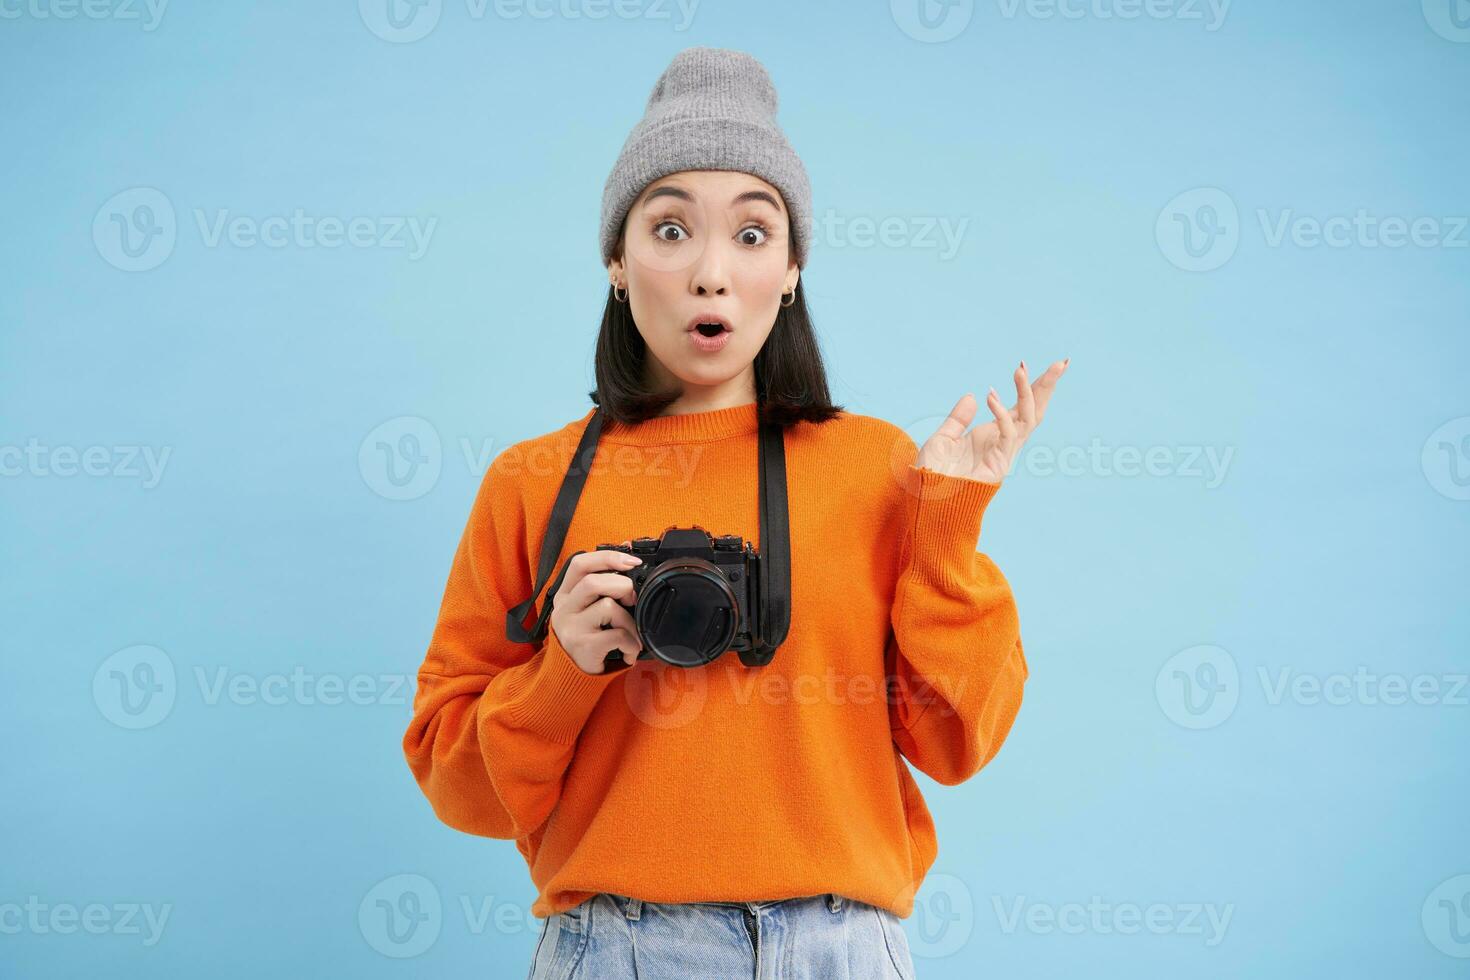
[526,892,918,979]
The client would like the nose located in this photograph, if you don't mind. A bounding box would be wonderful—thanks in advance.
[689,240,731,297]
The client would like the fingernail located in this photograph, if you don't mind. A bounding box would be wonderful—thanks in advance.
[1020,360,1026,371]
[623,554,642,565]
[1063,357,1070,367]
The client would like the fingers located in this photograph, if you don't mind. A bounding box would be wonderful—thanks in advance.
[1029,357,1069,419]
[1033,357,1067,390]
[558,549,642,605]
[1015,360,1036,430]
[579,594,638,631]
[932,392,978,443]
[610,541,642,665]
[578,596,642,657]
[602,628,643,667]
[986,386,1017,447]
[566,570,638,611]
[569,548,643,577]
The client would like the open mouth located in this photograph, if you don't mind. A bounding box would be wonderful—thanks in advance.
[694,322,727,337]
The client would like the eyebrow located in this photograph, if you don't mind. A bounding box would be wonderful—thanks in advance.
[641,184,785,213]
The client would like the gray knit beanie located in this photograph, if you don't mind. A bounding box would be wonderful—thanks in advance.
[599,46,812,269]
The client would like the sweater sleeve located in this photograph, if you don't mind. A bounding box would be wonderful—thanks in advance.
[885,462,1030,786]
[402,448,621,840]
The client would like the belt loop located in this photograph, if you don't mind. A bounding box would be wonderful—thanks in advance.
[827,893,843,913]
[625,896,642,920]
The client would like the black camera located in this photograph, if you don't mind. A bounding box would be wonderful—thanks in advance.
[505,404,790,673]
[590,525,766,671]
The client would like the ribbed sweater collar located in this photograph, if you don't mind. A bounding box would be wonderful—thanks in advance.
[594,400,763,446]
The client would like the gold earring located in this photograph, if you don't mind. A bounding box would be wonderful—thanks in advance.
[612,282,628,303]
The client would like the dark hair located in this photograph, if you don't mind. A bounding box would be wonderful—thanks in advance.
[588,274,845,429]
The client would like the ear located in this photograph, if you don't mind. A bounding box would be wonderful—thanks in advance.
[608,255,626,286]
[784,261,799,295]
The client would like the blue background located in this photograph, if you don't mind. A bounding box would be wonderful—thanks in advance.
[3,1,1468,977]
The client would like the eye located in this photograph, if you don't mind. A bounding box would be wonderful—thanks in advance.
[738,224,769,247]
[653,220,689,243]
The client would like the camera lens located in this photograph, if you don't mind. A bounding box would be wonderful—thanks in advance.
[633,558,739,667]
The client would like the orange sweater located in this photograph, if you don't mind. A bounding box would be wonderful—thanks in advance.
[402,400,1028,919]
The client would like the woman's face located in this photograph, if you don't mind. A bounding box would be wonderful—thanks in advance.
[609,169,800,394]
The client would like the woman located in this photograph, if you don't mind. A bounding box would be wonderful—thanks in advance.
[402,46,1067,979]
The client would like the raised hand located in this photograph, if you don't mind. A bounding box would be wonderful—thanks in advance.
[915,358,1069,485]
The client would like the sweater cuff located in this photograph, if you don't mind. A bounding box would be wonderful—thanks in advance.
[902,464,1003,590]
[499,628,621,744]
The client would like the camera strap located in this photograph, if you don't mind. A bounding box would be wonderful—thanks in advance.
[505,402,791,659]
[753,406,791,661]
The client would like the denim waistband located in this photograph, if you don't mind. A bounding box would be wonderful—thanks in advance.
[605,892,845,919]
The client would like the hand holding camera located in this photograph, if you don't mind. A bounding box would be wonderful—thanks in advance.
[506,403,790,672]
[548,542,646,675]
